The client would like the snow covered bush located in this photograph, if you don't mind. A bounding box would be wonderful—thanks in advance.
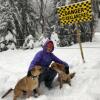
[23,35,34,49]
[0,30,16,51]
[34,35,49,48]
[40,35,49,47]
[0,42,8,52]
[51,31,60,47]
[5,31,16,50]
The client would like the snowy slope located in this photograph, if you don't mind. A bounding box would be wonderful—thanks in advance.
[0,32,100,100]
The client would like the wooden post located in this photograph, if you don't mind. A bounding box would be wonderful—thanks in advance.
[77,24,85,63]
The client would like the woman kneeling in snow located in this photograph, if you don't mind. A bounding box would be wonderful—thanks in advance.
[27,40,70,89]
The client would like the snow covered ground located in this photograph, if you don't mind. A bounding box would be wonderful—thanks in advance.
[0,32,100,100]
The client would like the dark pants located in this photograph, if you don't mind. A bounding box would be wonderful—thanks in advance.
[39,68,57,88]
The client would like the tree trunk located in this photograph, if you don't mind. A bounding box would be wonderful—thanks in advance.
[12,13,24,47]
[40,0,45,34]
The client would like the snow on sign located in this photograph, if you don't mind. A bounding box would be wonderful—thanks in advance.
[57,0,92,25]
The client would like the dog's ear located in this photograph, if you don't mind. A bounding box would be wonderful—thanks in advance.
[27,70,31,77]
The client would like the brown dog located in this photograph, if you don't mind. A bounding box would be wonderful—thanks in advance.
[50,62,75,89]
[2,65,42,100]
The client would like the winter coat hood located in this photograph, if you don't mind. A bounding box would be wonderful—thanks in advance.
[43,40,54,52]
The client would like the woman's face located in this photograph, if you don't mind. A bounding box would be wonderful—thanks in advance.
[47,47,53,52]
[47,43,53,52]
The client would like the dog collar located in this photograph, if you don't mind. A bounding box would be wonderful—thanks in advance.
[31,75,38,80]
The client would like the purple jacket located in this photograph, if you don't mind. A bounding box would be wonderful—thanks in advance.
[28,40,68,71]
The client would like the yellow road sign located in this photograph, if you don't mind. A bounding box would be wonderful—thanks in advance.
[57,0,92,25]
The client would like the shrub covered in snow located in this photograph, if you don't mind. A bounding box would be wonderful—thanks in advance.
[0,31,16,51]
[5,31,16,50]
[51,32,60,47]
[34,35,49,48]
[23,35,34,49]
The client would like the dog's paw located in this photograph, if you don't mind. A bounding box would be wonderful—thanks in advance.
[34,92,42,98]
[34,93,39,98]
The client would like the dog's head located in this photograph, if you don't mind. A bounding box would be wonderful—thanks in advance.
[51,62,65,73]
[31,65,42,77]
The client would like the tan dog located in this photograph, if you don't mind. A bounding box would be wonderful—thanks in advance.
[2,65,42,100]
[51,62,75,89]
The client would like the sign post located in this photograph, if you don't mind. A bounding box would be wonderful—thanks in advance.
[57,0,92,63]
[77,24,85,63]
